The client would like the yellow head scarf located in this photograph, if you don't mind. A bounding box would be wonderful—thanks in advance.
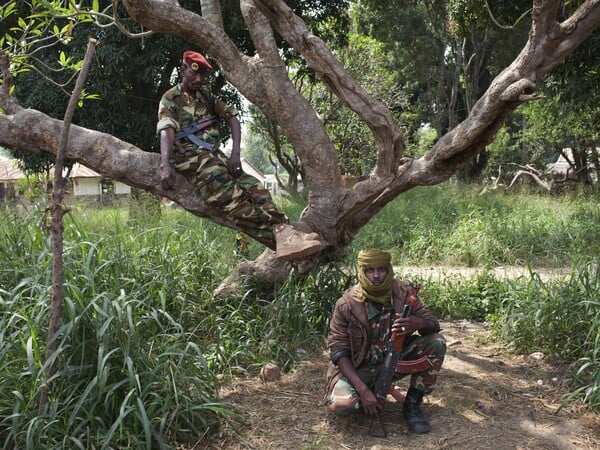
[357,248,394,305]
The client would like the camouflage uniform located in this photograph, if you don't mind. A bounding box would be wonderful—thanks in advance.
[157,84,286,242]
[325,281,446,417]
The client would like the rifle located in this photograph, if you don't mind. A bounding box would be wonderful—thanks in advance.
[369,284,421,437]
[175,116,218,152]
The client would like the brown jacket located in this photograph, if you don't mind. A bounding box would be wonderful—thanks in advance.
[325,279,440,397]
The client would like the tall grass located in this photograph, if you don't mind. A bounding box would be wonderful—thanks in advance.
[0,207,239,449]
[352,184,599,268]
[196,262,354,378]
[0,185,598,446]
[488,259,599,409]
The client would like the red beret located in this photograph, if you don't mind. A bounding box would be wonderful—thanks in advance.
[182,51,212,72]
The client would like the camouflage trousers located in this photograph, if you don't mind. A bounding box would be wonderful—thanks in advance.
[172,149,287,242]
[326,332,446,417]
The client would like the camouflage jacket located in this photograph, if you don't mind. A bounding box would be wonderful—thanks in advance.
[156,84,238,155]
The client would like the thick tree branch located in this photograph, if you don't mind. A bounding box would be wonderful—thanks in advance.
[548,0,600,72]
[252,0,404,179]
[0,109,276,248]
[417,0,600,180]
[240,0,281,62]
[333,0,600,233]
[201,0,224,28]
[123,0,342,235]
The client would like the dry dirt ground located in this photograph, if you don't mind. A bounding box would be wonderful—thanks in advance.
[210,267,599,450]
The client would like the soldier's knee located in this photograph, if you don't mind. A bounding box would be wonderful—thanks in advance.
[434,333,447,358]
[327,399,360,417]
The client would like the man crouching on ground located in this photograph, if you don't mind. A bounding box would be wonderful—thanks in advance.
[325,248,446,434]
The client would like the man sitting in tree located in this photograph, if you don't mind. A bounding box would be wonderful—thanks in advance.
[157,50,321,260]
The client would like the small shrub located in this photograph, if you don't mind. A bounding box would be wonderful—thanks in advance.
[419,271,509,321]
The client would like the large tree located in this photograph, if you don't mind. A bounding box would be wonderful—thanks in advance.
[1,0,599,291]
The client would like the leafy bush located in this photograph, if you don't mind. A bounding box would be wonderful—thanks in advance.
[0,208,236,449]
[352,184,599,267]
[418,271,510,321]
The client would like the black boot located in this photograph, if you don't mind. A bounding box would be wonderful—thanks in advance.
[403,386,431,434]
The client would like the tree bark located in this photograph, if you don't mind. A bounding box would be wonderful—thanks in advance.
[1,0,600,291]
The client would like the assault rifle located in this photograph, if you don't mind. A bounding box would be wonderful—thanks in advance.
[175,116,218,151]
[374,288,417,405]
[369,284,433,437]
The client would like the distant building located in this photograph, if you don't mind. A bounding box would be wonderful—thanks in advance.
[262,172,305,196]
[0,159,131,203]
[546,147,598,183]
[68,163,131,196]
[0,159,22,201]
[240,158,266,186]
[240,158,290,196]
[1,156,285,205]
[263,174,281,196]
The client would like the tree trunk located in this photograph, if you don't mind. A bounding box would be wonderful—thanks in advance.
[2,0,600,291]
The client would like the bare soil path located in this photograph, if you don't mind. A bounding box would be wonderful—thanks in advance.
[211,267,598,450]
[214,321,599,449]
[395,265,571,282]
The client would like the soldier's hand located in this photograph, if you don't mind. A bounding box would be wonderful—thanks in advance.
[357,387,383,418]
[160,164,176,190]
[228,155,243,177]
[392,315,423,335]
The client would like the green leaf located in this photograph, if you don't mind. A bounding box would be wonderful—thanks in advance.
[0,1,17,18]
